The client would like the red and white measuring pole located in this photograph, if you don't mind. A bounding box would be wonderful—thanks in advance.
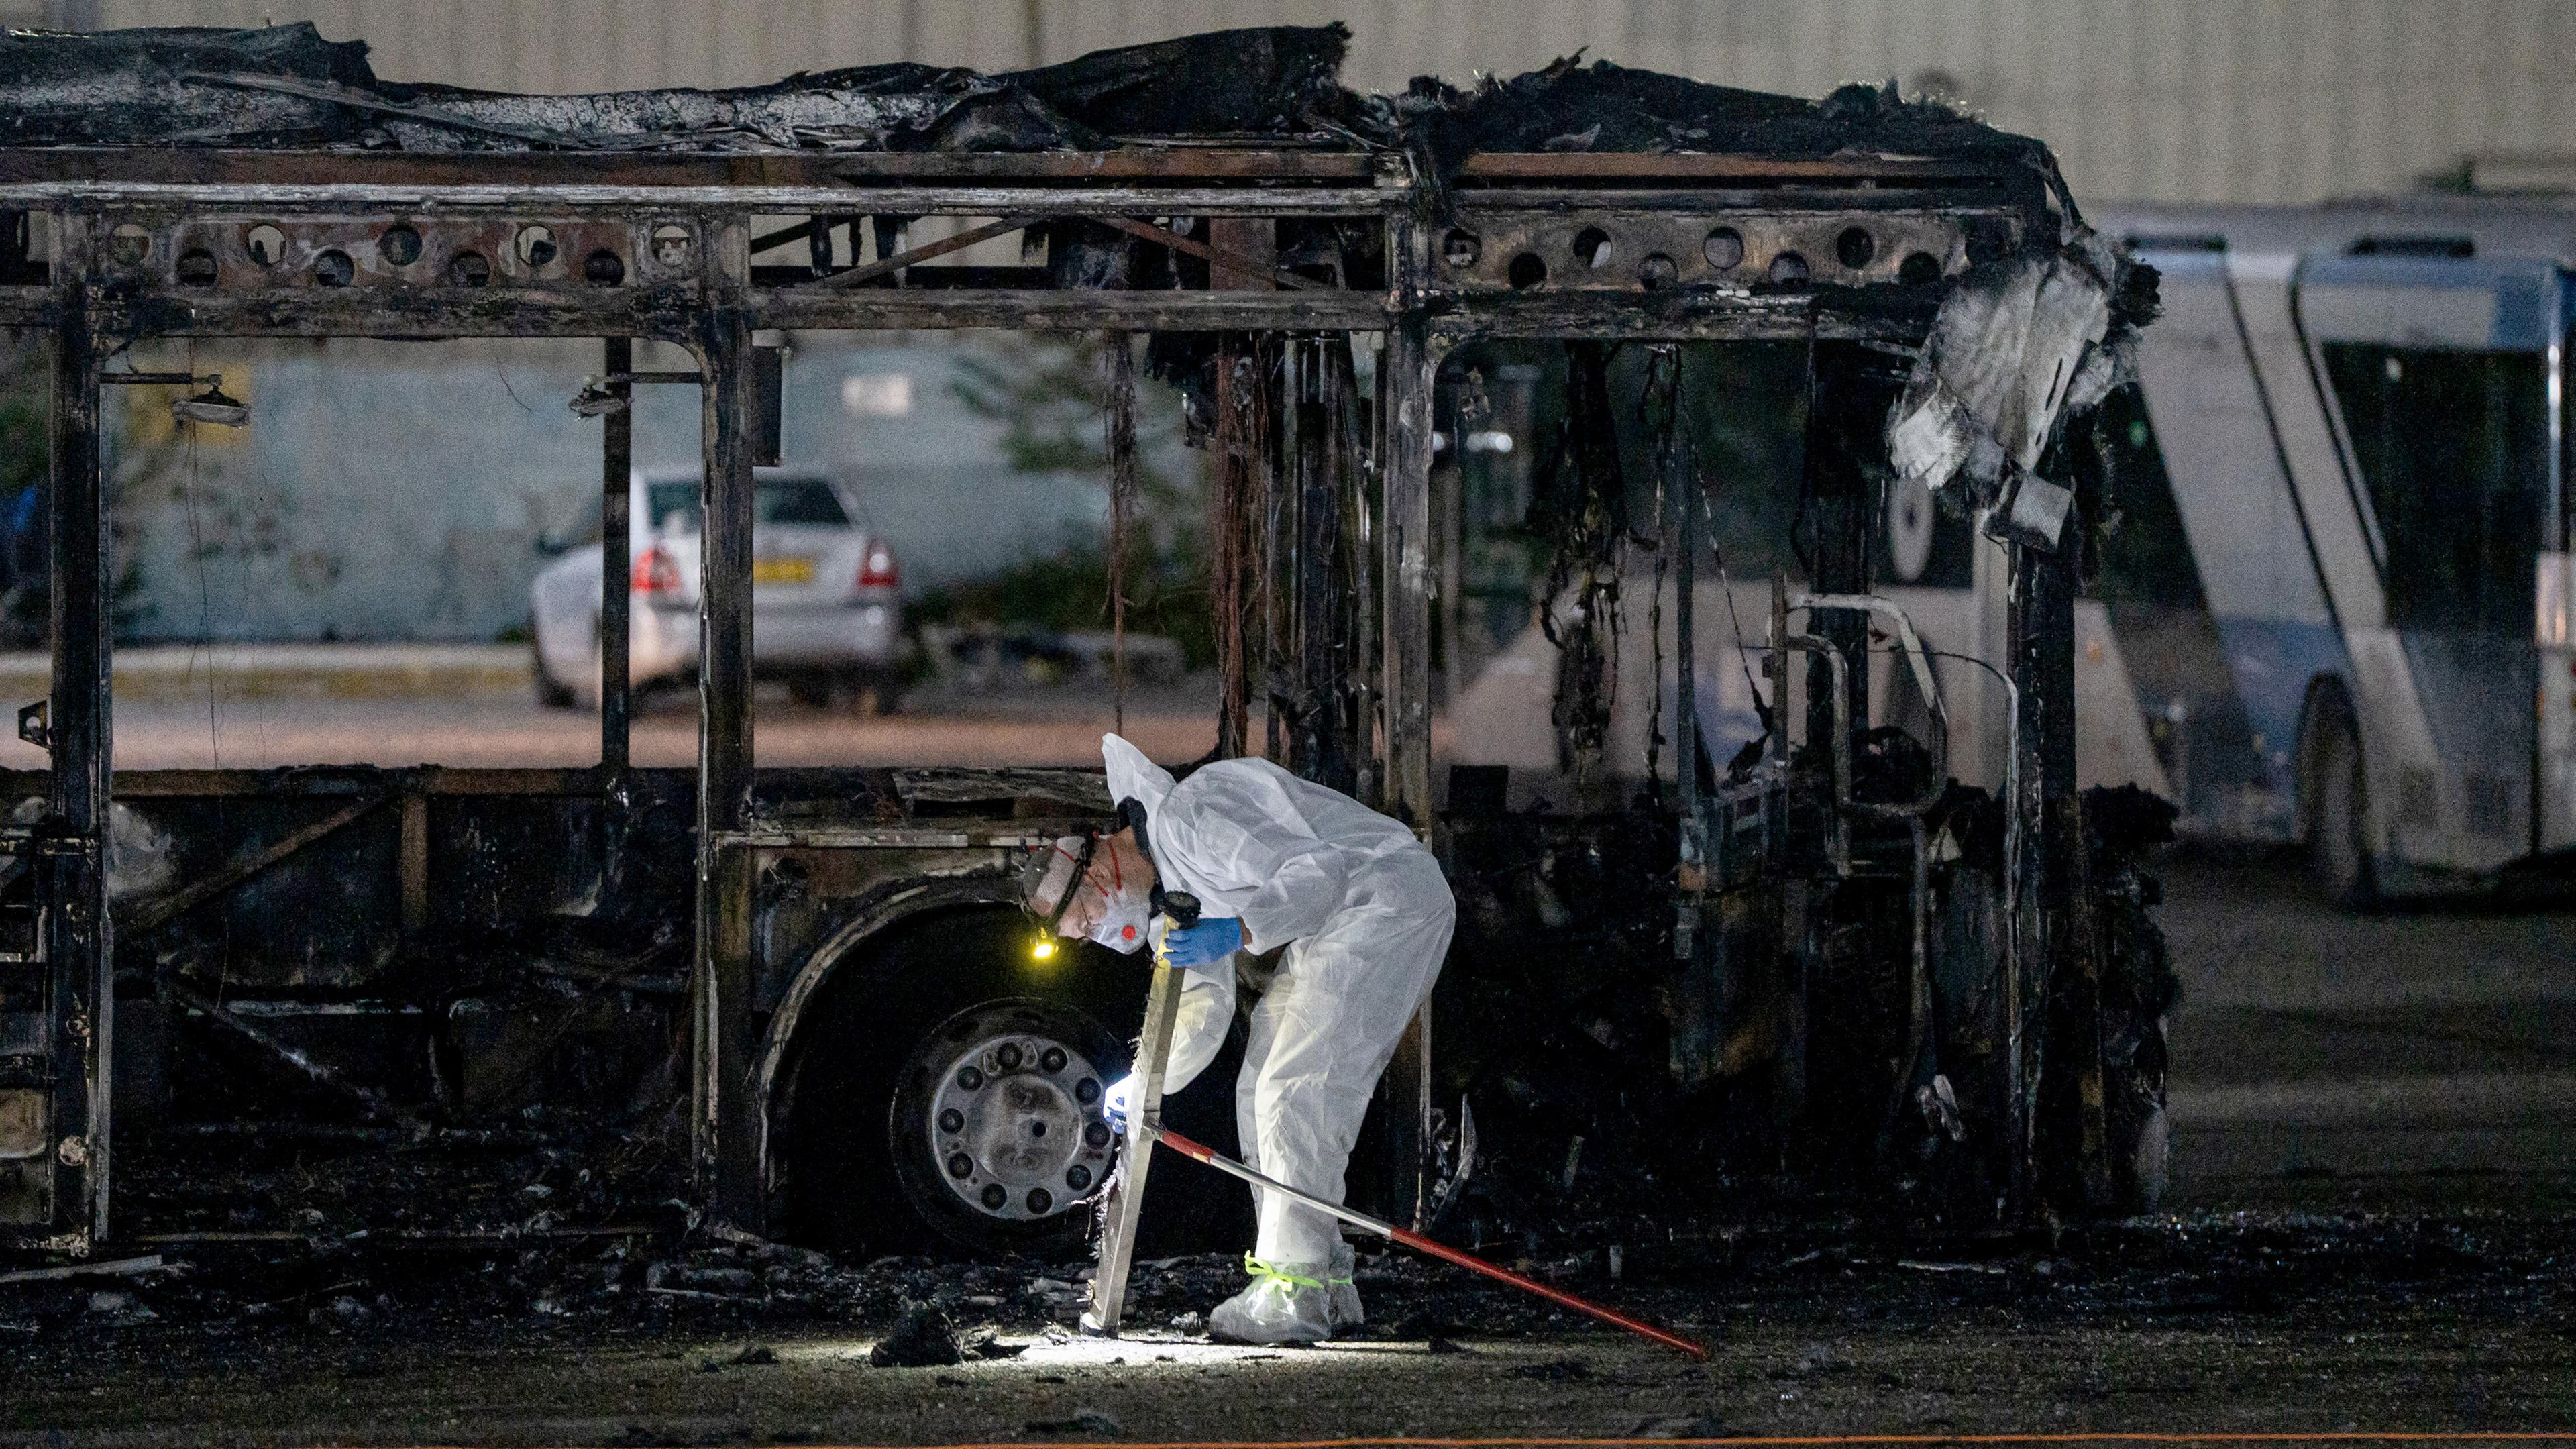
[1150,1128,1708,1358]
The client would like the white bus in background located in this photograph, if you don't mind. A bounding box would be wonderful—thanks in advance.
[2078,197,2574,904]
[1447,195,2576,906]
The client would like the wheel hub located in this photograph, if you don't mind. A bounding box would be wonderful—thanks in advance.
[926,1030,1114,1222]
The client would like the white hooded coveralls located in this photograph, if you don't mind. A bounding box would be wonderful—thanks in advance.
[1102,733,1455,1267]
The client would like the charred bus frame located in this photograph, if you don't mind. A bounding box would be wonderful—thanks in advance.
[0,140,2083,1255]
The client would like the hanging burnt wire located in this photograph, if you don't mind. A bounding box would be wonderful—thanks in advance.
[1210,335,1277,760]
[1259,343,1294,765]
[1341,336,1377,806]
[1633,345,1685,802]
[1536,341,1629,782]
[1270,335,1360,788]
[1101,330,1138,735]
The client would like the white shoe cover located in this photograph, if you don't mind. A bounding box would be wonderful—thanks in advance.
[1327,1241,1362,1329]
[1208,1256,1335,1344]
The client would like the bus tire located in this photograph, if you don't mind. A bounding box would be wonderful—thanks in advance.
[2306,708,2377,910]
[773,908,1250,1258]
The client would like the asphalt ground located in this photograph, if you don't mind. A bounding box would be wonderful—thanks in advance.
[2158,851,2576,1214]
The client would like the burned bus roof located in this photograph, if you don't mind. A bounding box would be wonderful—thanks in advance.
[0,23,2090,358]
[0,22,2067,197]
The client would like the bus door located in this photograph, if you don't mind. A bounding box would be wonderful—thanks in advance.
[2298,252,2555,871]
[2107,241,2345,842]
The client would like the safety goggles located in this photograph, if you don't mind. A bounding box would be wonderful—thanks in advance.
[1021,830,1106,936]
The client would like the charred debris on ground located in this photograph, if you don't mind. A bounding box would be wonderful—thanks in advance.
[0,1206,2567,1366]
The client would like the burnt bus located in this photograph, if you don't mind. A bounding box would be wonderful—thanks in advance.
[0,23,2153,1262]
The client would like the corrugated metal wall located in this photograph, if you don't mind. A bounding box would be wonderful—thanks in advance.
[37,0,2576,205]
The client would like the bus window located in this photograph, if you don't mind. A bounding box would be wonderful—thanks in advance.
[2092,384,2208,611]
[2320,345,2545,636]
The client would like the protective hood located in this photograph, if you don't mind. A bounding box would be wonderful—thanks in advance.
[1101,733,1176,821]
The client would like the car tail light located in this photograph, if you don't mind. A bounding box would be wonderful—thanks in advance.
[631,545,683,596]
[857,539,899,590]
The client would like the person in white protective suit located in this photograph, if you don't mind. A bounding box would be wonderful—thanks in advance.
[1020,733,1454,1344]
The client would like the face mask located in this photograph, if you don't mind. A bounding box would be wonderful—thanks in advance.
[1088,885,1152,954]
[1081,836,1154,955]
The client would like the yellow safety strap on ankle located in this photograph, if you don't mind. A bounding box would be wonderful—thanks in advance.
[1242,1253,1322,1291]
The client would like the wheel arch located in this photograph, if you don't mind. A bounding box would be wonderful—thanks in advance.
[753,873,1025,1198]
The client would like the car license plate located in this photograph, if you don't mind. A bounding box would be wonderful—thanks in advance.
[753,557,815,585]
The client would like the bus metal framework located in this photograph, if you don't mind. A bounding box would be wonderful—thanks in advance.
[1486,195,2576,908]
[0,46,2137,1259]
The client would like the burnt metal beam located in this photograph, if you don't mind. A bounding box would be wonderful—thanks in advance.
[1207,218,1279,761]
[1448,189,2026,215]
[1285,336,1358,793]
[168,985,434,1133]
[1209,334,1264,761]
[46,244,113,1247]
[1378,299,1440,1229]
[1674,443,1701,881]
[752,288,1387,333]
[692,219,763,1232]
[749,216,826,256]
[74,285,1388,340]
[398,793,430,940]
[0,147,2012,193]
[1453,153,2023,184]
[123,791,392,936]
[0,183,1397,219]
[1381,317,1438,830]
[98,287,704,342]
[1089,215,1327,291]
[0,765,631,798]
[1799,342,1882,755]
[1347,352,1378,812]
[182,71,600,150]
[1426,296,1925,345]
[1322,339,1368,794]
[822,216,1030,289]
[2004,537,2077,1220]
[0,148,1381,190]
[600,337,634,773]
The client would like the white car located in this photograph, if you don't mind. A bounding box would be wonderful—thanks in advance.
[530,466,904,708]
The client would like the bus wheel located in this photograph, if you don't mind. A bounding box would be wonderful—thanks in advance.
[2308,712,2378,909]
[886,998,1125,1254]
[775,908,1250,1259]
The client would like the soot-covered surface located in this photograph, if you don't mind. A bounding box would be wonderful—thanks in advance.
[1,1210,2569,1444]
[0,19,2067,203]
[0,24,1348,154]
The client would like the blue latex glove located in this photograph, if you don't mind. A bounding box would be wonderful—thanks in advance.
[1157,915,1244,972]
[1103,1071,1136,1130]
